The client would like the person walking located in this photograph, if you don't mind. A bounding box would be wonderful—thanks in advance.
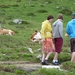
[52,14,63,65]
[40,15,55,65]
[66,13,75,62]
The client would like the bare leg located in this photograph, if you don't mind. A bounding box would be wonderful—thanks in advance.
[53,52,58,60]
[71,52,75,62]
[52,52,60,65]
[41,53,46,62]
[45,52,52,60]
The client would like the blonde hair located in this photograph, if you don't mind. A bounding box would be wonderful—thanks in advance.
[57,13,63,20]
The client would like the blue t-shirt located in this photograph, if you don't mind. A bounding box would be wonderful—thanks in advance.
[66,19,75,38]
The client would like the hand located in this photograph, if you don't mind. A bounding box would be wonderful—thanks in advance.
[65,33,69,37]
[42,38,45,42]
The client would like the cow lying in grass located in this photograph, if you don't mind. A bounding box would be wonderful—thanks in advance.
[0,28,15,36]
[30,30,43,43]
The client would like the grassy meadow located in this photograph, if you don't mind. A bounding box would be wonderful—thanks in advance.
[0,0,75,75]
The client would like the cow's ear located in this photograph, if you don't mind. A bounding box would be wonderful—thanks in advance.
[35,30,37,32]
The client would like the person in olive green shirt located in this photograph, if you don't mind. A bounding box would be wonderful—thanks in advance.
[40,15,55,65]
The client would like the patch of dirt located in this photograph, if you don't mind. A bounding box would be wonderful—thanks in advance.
[0,61,61,73]
[0,61,42,72]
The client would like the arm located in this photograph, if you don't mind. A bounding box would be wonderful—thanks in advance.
[66,23,70,35]
[40,23,46,39]
[48,23,52,33]
[58,22,63,38]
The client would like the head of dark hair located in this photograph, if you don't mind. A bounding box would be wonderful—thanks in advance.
[47,15,54,20]
[57,13,63,20]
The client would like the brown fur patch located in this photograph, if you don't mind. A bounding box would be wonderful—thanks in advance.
[30,30,38,40]
[0,28,15,36]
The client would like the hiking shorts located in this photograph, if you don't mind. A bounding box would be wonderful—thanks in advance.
[70,38,75,52]
[54,38,63,53]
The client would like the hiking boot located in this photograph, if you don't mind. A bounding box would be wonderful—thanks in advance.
[41,60,49,65]
[44,60,50,65]
[41,62,46,65]
[52,61,60,65]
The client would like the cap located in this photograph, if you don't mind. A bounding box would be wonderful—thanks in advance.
[72,13,75,16]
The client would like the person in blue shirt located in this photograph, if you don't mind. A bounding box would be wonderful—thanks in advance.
[66,13,75,62]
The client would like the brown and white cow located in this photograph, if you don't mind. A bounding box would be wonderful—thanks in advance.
[0,28,15,36]
[30,30,43,43]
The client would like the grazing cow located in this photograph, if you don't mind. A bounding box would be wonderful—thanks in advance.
[30,30,43,43]
[0,28,15,36]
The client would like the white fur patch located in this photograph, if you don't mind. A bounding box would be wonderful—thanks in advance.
[34,32,42,40]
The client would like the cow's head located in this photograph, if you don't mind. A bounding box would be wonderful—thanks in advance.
[30,30,43,43]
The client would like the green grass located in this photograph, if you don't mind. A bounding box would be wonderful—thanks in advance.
[28,68,75,75]
[0,0,72,62]
[61,61,75,72]
[0,64,26,75]
[0,0,75,74]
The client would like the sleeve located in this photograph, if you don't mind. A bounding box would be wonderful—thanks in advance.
[40,23,47,39]
[66,23,70,35]
[48,23,52,33]
[58,22,63,38]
